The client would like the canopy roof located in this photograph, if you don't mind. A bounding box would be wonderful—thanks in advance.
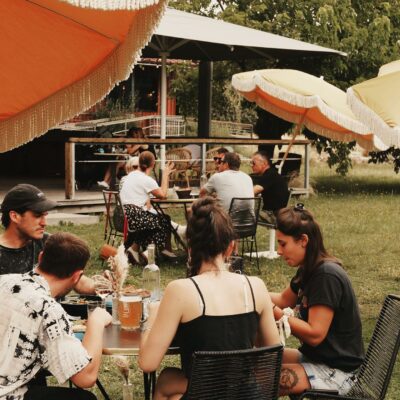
[143,8,345,61]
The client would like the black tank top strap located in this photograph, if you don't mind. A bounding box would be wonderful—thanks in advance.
[189,277,206,315]
[243,275,256,311]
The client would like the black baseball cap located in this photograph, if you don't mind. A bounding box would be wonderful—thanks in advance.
[0,184,57,214]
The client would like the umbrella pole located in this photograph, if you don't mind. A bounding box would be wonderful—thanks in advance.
[278,113,306,174]
[160,52,169,170]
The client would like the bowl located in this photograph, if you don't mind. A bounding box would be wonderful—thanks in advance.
[175,188,192,199]
[61,295,111,319]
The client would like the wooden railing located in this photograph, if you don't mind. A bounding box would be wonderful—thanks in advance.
[65,137,311,199]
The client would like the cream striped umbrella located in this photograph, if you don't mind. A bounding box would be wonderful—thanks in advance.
[232,69,386,155]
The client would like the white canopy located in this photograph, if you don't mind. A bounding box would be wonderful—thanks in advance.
[143,8,344,60]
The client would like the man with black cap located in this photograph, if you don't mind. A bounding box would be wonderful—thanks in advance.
[0,184,95,294]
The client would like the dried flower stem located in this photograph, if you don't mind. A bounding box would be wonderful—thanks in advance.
[114,356,130,384]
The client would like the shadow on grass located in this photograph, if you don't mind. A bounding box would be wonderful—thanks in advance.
[314,175,400,195]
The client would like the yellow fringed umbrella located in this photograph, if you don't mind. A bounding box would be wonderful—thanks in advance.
[0,0,167,153]
[378,59,400,76]
[231,69,386,153]
[347,70,400,148]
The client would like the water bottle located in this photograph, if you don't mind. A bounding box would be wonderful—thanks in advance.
[142,244,161,301]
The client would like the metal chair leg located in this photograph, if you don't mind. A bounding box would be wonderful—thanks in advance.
[143,371,157,400]
[253,235,260,273]
[96,379,111,400]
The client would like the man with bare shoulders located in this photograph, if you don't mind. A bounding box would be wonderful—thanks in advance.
[0,184,95,294]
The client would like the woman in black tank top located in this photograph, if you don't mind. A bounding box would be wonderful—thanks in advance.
[139,197,280,400]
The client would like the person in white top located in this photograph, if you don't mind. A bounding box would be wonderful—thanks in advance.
[200,152,254,212]
[120,151,177,264]
[118,156,139,191]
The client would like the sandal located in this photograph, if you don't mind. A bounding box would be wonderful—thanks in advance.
[126,248,141,265]
[160,249,178,259]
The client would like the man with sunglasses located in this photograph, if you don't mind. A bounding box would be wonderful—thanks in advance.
[0,184,95,294]
[251,151,289,224]
[212,147,229,173]
[200,152,253,212]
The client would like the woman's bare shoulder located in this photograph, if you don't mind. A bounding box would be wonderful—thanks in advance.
[165,278,196,291]
[246,275,269,292]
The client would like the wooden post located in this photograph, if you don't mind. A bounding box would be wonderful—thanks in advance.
[198,61,213,138]
[65,142,75,199]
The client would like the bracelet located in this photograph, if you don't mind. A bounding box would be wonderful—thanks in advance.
[142,325,152,332]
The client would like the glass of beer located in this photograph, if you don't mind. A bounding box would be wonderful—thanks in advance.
[118,295,142,330]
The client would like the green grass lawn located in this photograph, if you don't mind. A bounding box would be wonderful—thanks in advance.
[48,161,400,399]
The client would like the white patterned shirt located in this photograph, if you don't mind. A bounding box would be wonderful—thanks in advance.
[0,271,91,400]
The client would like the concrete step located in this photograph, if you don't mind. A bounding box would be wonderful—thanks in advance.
[47,212,99,226]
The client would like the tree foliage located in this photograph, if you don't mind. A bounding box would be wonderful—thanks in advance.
[168,0,400,174]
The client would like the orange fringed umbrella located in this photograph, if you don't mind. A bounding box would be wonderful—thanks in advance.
[231,69,386,153]
[0,0,167,153]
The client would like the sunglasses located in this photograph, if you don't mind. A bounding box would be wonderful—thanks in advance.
[213,157,223,164]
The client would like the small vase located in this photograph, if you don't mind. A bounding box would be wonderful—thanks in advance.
[122,383,133,400]
[112,295,120,325]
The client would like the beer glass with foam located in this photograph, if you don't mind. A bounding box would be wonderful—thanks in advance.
[118,295,142,330]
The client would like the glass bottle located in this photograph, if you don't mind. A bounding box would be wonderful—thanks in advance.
[142,244,161,301]
[112,294,120,325]
[122,383,133,400]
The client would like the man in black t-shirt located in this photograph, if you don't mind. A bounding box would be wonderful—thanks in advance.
[251,151,289,223]
[0,184,95,294]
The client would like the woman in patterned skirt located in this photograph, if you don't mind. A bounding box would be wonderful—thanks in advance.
[120,151,177,264]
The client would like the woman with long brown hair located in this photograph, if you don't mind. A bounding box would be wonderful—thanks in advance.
[271,204,364,396]
[139,197,280,400]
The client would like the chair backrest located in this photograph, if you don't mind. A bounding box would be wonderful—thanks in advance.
[229,197,262,239]
[277,152,302,179]
[348,294,400,399]
[166,147,192,171]
[102,190,125,235]
[185,345,283,400]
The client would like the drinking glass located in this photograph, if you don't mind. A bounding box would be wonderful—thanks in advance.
[87,300,105,318]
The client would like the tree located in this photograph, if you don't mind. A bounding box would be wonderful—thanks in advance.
[169,0,400,174]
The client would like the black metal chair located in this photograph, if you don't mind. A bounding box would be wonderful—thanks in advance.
[295,294,400,400]
[102,190,125,246]
[185,345,283,400]
[228,197,262,273]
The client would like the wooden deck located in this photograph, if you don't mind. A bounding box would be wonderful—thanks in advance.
[0,178,105,214]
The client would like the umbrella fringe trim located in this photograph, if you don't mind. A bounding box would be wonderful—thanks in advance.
[58,0,161,10]
[249,93,378,152]
[347,88,400,148]
[232,72,371,136]
[0,0,168,153]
